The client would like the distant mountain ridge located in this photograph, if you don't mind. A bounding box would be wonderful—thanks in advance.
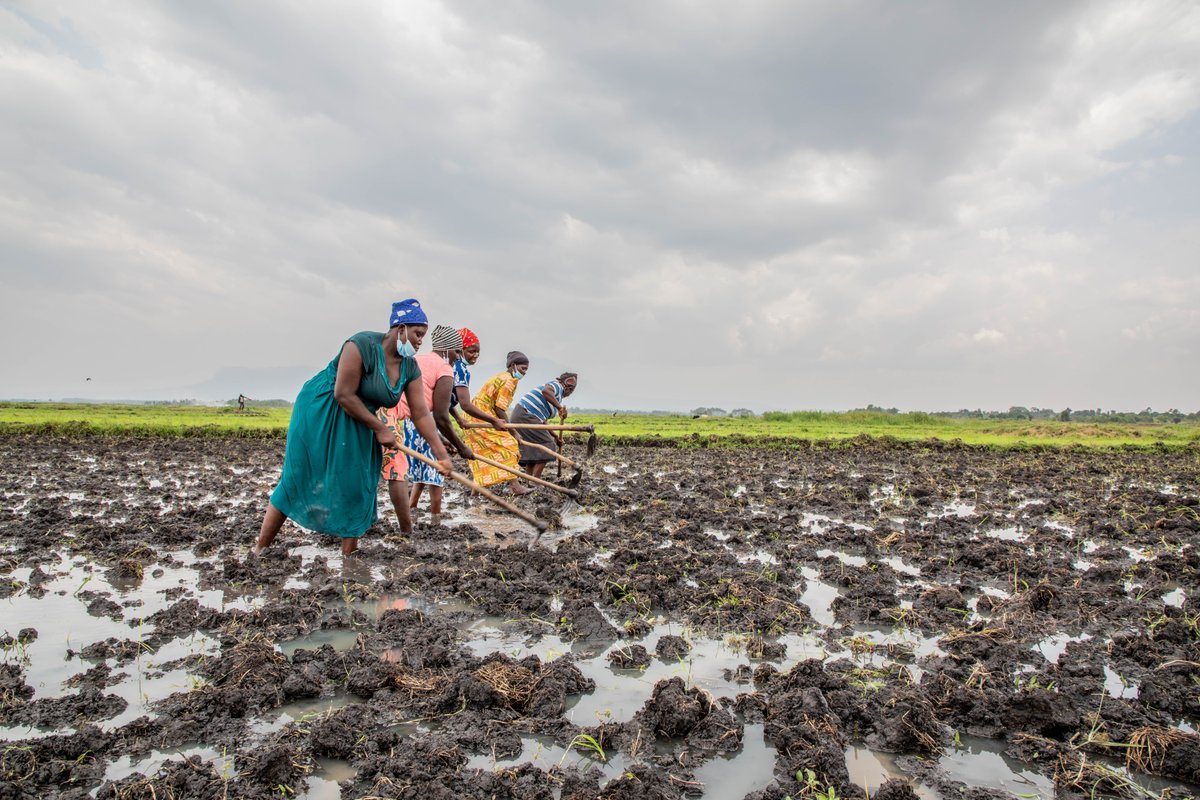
[186,365,314,403]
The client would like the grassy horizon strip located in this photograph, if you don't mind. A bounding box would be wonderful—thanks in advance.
[1,402,1198,449]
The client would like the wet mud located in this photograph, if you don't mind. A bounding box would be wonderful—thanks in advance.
[1,434,1199,799]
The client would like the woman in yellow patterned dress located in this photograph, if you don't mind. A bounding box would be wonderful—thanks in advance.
[461,351,531,495]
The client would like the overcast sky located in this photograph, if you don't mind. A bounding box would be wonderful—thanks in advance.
[3,1,1198,412]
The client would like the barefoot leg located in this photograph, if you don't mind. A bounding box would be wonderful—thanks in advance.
[254,502,287,554]
[388,479,413,534]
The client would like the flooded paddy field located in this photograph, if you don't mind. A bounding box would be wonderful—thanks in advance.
[1,434,1199,799]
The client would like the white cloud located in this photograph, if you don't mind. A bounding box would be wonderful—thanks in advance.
[972,328,1006,344]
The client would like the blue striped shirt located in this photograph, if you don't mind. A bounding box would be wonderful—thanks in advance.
[516,380,564,422]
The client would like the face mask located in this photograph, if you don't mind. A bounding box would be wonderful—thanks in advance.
[511,369,522,380]
[396,330,416,358]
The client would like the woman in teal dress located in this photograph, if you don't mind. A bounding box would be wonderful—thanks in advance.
[253,299,453,556]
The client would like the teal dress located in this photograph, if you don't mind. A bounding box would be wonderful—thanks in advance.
[270,331,419,538]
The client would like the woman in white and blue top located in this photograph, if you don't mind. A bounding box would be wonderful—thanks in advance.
[511,372,578,479]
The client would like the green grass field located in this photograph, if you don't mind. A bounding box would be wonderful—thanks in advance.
[2,402,1198,449]
[571,410,1200,448]
[0,402,293,437]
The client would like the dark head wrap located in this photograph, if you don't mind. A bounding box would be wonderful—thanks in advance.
[506,351,529,367]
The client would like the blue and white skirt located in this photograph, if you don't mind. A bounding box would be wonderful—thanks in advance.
[403,418,444,487]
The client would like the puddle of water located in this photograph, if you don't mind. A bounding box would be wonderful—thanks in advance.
[279,628,361,658]
[816,549,868,568]
[1103,665,1140,700]
[847,624,946,663]
[300,757,357,799]
[104,744,236,785]
[880,556,920,577]
[935,500,975,519]
[466,732,629,781]
[803,513,873,534]
[259,694,361,737]
[691,723,777,796]
[567,634,748,725]
[1163,587,1187,608]
[977,586,1011,602]
[799,568,840,627]
[704,528,731,542]
[1042,519,1075,536]
[277,590,479,659]
[440,503,540,543]
[737,550,780,566]
[940,736,1054,798]
[101,632,225,731]
[846,746,936,800]
[1033,632,1091,664]
[468,619,833,728]
[588,551,615,568]
[1,554,245,709]
[984,526,1026,542]
[562,510,600,534]
[1122,546,1150,563]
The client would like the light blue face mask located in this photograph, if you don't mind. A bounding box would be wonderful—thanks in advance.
[511,369,522,380]
[396,328,417,358]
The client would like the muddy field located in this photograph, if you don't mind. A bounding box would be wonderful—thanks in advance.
[1,435,1198,800]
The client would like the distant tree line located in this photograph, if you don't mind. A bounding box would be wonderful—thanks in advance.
[927,406,1199,423]
[854,404,1199,423]
[688,408,755,418]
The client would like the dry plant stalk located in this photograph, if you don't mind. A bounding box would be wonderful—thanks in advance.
[476,662,537,705]
[1054,753,1140,800]
[965,662,992,689]
[876,532,901,548]
[393,668,447,696]
[1126,725,1191,775]
[941,626,1009,643]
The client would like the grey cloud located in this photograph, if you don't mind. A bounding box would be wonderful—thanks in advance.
[2,1,1199,410]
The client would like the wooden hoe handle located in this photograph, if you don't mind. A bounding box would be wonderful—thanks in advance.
[393,443,547,532]
[471,453,579,498]
[515,438,580,469]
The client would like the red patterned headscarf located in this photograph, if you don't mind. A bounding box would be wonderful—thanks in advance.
[458,328,480,348]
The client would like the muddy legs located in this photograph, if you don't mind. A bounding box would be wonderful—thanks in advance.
[252,502,286,555]
[388,479,413,534]
[409,484,445,527]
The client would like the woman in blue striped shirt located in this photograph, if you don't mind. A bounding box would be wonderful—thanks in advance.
[512,372,578,480]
